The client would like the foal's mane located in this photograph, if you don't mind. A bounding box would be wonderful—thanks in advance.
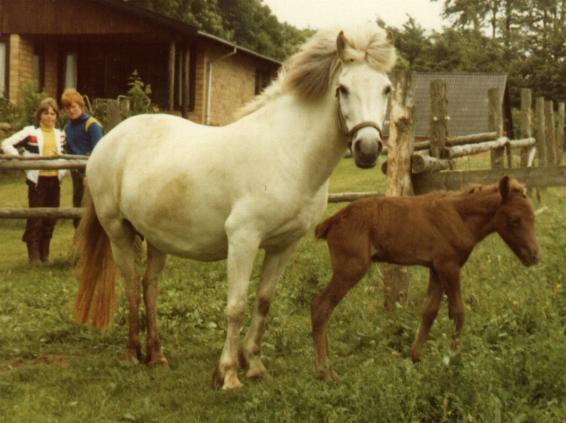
[235,23,397,119]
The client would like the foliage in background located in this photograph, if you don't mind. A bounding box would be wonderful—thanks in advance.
[18,82,48,128]
[127,70,155,115]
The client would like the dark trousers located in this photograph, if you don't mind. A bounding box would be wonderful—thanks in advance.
[23,177,60,243]
[71,169,85,228]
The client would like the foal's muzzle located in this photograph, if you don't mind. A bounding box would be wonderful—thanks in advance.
[349,123,384,169]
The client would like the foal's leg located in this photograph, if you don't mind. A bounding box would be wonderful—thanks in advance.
[143,243,168,366]
[411,269,443,362]
[212,226,260,390]
[311,253,370,381]
[441,266,465,351]
[240,241,298,379]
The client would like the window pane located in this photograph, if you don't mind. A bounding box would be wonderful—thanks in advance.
[65,53,77,89]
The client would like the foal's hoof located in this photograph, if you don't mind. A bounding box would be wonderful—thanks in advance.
[318,368,339,382]
[147,352,168,367]
[127,347,143,365]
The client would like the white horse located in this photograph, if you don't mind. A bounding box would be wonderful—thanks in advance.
[74,23,396,390]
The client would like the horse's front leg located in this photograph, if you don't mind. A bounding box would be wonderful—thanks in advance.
[143,243,168,366]
[212,227,260,390]
[240,241,299,379]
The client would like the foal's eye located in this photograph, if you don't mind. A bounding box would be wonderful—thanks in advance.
[509,217,521,227]
[336,85,349,97]
[383,85,392,96]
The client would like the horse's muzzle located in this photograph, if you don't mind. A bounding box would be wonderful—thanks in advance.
[351,127,383,169]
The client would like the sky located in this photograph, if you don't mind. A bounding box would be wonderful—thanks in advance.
[262,0,445,32]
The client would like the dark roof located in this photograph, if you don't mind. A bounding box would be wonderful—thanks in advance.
[411,72,508,137]
[90,0,281,65]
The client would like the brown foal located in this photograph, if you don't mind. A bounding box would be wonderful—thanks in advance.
[311,176,540,380]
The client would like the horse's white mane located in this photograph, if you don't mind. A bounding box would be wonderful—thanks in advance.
[235,23,397,119]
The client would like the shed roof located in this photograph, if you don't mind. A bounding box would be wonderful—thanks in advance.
[409,72,508,137]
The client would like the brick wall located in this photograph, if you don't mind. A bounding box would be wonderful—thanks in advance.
[43,43,59,99]
[8,34,35,104]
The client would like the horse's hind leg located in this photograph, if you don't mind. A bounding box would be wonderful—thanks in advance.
[143,243,168,366]
[103,218,141,363]
[311,252,370,381]
[240,241,298,379]
[411,269,443,362]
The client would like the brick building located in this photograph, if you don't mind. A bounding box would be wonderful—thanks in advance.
[0,0,281,125]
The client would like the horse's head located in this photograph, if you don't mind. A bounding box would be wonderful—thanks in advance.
[335,29,394,169]
[493,176,541,266]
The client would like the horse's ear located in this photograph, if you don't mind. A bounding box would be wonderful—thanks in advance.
[386,31,393,44]
[499,176,511,202]
[337,31,348,61]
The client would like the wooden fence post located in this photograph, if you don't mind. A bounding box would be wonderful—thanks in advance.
[545,101,556,165]
[558,102,565,165]
[429,80,448,158]
[520,89,532,168]
[488,88,504,169]
[535,97,547,167]
[382,69,415,310]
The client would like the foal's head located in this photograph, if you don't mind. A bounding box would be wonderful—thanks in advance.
[493,176,540,266]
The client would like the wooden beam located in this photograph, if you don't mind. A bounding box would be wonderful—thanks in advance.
[412,166,566,194]
[0,208,83,219]
[168,41,176,112]
[182,45,190,118]
[0,154,88,160]
[381,152,452,174]
[0,159,87,170]
[545,100,556,165]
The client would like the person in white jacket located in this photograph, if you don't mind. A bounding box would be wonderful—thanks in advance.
[1,98,67,263]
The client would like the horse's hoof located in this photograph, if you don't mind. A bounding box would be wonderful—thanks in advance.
[245,357,268,379]
[127,347,143,365]
[222,371,243,390]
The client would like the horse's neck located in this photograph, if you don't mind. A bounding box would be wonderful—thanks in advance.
[455,189,501,241]
[256,92,347,194]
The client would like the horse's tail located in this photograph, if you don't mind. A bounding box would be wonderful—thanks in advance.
[314,215,336,240]
[74,184,118,329]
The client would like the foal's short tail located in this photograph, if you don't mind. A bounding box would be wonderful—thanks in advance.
[73,184,118,330]
[315,215,336,240]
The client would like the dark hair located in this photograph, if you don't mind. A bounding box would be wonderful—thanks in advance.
[35,97,59,126]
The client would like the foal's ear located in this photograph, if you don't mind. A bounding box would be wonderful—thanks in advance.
[499,176,511,202]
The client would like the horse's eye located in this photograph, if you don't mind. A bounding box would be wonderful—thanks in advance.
[383,85,392,96]
[337,85,349,97]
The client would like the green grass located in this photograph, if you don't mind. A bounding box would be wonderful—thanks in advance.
[1,159,565,422]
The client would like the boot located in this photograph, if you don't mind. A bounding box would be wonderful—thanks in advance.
[26,241,41,264]
[40,238,51,263]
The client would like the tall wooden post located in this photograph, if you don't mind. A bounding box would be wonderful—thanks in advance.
[382,69,415,310]
[488,88,504,169]
[535,97,547,167]
[519,89,532,168]
[429,80,448,158]
[182,46,191,118]
[544,101,556,165]
[557,102,565,165]
[168,41,176,112]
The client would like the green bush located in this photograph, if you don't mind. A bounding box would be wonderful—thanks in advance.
[18,81,48,127]
[127,69,155,115]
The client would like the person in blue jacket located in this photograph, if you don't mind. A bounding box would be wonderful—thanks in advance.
[61,89,104,227]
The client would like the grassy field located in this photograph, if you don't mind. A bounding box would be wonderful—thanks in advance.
[0,157,565,422]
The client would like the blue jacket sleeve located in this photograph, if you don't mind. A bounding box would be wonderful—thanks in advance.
[88,122,104,150]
